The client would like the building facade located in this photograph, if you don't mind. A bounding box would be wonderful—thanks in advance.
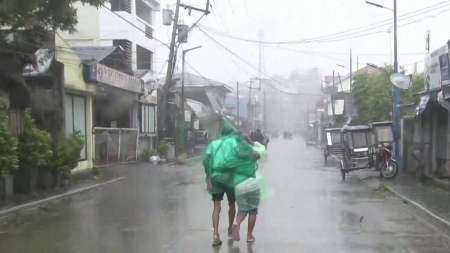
[57,0,161,171]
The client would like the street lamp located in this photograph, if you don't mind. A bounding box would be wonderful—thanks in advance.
[366,0,400,169]
[180,45,202,152]
[365,1,393,10]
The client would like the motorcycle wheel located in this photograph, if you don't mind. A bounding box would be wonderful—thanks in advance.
[380,160,398,179]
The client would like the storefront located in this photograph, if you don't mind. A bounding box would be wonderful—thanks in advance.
[86,63,144,167]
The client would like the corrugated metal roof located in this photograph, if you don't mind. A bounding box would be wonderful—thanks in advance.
[328,99,345,116]
[71,46,118,62]
[186,99,203,113]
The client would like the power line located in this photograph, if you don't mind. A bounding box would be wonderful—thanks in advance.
[198,1,449,44]
[197,27,321,96]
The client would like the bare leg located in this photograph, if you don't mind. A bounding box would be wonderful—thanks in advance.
[212,200,222,245]
[231,213,247,241]
[212,200,221,235]
[228,202,236,236]
[247,213,257,241]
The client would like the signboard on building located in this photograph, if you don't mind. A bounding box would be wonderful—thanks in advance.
[425,44,450,90]
[89,63,144,93]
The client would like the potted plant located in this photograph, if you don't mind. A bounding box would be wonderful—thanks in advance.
[53,130,84,188]
[157,140,169,159]
[141,148,151,162]
[0,106,19,199]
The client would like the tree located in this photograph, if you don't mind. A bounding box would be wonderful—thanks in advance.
[351,64,424,124]
[0,0,107,71]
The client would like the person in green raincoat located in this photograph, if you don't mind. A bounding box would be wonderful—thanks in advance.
[229,135,262,243]
[202,120,237,246]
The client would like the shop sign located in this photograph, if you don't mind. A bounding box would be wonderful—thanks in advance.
[424,44,450,90]
[89,63,144,93]
[185,110,191,122]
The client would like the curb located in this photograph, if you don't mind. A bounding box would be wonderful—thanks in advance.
[330,154,450,228]
[360,177,450,228]
[0,177,125,218]
[163,155,202,167]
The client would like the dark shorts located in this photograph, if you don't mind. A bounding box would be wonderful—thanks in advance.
[211,180,236,203]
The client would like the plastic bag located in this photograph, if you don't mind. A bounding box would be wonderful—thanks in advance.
[252,141,266,159]
[256,171,273,200]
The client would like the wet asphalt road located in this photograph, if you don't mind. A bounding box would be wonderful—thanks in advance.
[1,137,450,253]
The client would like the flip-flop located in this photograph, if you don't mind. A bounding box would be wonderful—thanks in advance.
[246,236,256,243]
[212,235,222,246]
[231,224,240,241]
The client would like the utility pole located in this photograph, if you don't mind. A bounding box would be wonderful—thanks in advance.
[159,0,210,139]
[393,0,401,169]
[263,90,267,130]
[349,49,353,118]
[180,46,202,152]
[331,71,336,123]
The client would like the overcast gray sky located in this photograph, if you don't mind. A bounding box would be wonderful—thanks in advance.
[154,0,450,85]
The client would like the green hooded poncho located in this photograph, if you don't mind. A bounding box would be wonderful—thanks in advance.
[202,121,258,190]
[202,121,235,181]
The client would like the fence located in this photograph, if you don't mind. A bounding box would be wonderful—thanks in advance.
[93,127,139,167]
[8,108,24,136]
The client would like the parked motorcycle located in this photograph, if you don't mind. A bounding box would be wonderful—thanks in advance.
[378,145,398,179]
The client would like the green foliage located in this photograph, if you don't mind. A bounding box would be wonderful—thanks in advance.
[53,130,85,178]
[0,106,18,174]
[157,140,169,156]
[141,148,158,161]
[18,109,53,169]
[351,64,424,124]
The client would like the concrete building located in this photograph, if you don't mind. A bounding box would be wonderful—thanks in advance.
[56,0,161,170]
[59,0,161,76]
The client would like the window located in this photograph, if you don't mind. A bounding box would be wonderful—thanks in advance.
[139,104,156,133]
[110,0,131,13]
[135,0,152,25]
[136,44,153,70]
[145,25,153,40]
[65,94,87,160]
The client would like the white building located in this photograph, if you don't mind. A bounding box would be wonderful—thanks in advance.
[57,0,161,171]
[59,0,161,78]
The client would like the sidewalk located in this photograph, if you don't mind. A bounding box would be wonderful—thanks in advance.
[0,165,124,213]
[362,171,450,225]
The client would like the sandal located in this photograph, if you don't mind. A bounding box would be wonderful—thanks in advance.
[246,236,256,243]
[231,224,240,241]
[212,234,222,246]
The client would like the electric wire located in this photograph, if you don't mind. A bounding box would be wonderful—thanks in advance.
[197,1,450,44]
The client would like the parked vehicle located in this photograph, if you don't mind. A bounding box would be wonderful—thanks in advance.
[368,121,398,179]
[283,131,293,140]
[339,123,398,180]
[323,128,342,163]
[193,130,209,145]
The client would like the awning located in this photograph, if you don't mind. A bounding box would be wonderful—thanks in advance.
[205,91,223,111]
